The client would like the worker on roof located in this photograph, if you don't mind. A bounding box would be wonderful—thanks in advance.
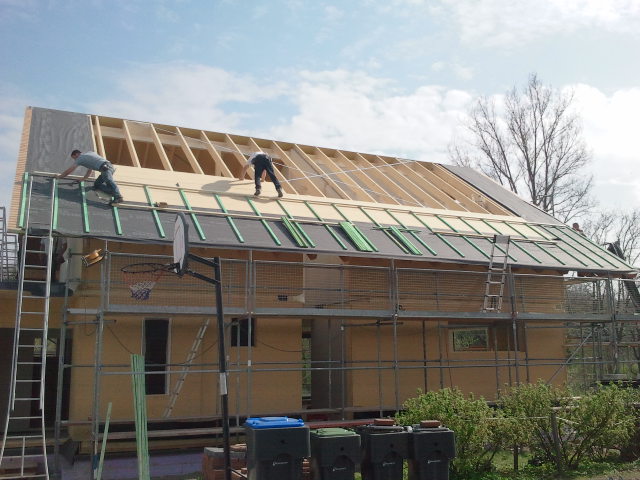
[239,151,283,198]
[58,150,124,205]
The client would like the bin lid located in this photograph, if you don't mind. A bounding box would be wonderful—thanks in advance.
[311,428,357,437]
[245,416,305,429]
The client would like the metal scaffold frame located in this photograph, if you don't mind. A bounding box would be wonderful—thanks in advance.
[1,242,638,478]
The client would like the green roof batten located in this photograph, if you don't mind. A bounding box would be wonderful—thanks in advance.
[79,181,90,233]
[143,186,166,238]
[246,197,281,246]
[305,201,348,250]
[411,212,465,257]
[179,189,206,241]
[18,172,29,228]
[385,209,437,255]
[214,194,244,243]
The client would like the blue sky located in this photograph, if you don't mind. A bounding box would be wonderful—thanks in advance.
[2,0,640,217]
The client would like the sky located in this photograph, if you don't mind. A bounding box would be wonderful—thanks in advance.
[1,0,640,220]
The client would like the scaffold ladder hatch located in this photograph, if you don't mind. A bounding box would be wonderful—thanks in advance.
[163,317,211,418]
[482,234,511,313]
[1,176,55,479]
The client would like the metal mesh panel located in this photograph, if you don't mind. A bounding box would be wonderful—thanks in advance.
[397,268,489,312]
[108,254,247,309]
[514,275,608,315]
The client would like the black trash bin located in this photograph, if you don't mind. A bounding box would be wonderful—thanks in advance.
[245,416,310,480]
[310,427,361,480]
[408,420,456,480]
[357,419,409,480]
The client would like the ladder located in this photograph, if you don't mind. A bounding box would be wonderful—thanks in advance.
[163,317,210,418]
[0,206,19,281]
[0,176,56,479]
[482,234,511,313]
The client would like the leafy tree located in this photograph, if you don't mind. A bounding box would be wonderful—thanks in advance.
[450,73,594,223]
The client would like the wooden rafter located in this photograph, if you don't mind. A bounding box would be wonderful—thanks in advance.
[176,127,204,174]
[271,141,322,196]
[333,150,400,205]
[122,120,141,168]
[199,131,233,178]
[150,123,173,171]
[294,145,351,200]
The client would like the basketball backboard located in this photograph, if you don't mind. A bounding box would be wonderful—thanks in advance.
[173,212,189,276]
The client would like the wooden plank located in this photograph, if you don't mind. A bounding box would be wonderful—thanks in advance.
[293,144,347,198]
[199,131,233,177]
[271,141,320,196]
[176,127,204,174]
[315,147,376,202]
[122,120,142,168]
[355,153,423,207]
[333,149,400,205]
[430,164,511,215]
[93,116,106,158]
[150,123,173,171]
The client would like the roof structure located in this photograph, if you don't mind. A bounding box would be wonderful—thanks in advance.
[11,107,635,274]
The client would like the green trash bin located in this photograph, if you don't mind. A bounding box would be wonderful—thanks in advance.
[357,420,409,480]
[408,420,456,480]
[310,428,361,480]
[245,417,310,480]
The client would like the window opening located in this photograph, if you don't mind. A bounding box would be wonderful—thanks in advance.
[452,328,489,352]
[231,318,255,347]
[144,319,169,395]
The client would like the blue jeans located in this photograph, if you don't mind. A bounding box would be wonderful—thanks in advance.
[93,163,121,198]
[253,156,281,190]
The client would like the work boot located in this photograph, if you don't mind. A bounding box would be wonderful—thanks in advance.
[277,188,284,198]
[110,196,124,206]
[254,188,261,197]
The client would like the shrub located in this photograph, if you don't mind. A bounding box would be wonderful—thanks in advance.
[396,388,505,476]
[498,381,637,469]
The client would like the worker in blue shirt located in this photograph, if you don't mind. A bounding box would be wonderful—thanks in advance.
[58,150,123,205]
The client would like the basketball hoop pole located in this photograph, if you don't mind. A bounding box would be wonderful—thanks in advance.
[182,253,232,480]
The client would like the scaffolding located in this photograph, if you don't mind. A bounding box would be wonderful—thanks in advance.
[0,237,639,478]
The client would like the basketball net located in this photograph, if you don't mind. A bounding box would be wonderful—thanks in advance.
[122,269,165,301]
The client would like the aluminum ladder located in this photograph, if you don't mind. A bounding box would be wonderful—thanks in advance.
[482,234,511,313]
[163,317,211,418]
[0,176,57,479]
[0,206,19,281]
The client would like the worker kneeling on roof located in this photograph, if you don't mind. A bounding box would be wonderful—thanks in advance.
[58,150,124,205]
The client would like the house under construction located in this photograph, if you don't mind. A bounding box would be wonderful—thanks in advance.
[1,106,639,478]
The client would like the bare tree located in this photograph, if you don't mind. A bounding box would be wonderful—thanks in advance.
[583,210,640,266]
[450,73,594,223]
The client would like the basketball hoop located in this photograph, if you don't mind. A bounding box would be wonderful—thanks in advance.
[121,263,175,301]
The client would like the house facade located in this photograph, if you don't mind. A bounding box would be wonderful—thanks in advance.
[1,107,636,476]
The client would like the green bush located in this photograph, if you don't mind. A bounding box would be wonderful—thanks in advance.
[498,381,637,469]
[396,388,506,476]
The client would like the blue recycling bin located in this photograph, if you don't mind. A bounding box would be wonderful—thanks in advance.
[408,421,456,480]
[245,416,310,480]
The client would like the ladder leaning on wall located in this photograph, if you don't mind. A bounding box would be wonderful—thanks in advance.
[482,234,511,313]
[0,175,57,479]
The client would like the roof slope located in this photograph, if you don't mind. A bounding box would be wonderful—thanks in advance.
[11,107,634,274]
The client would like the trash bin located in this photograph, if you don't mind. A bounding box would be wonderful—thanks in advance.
[245,416,310,480]
[357,419,409,480]
[408,420,456,480]
[310,427,361,480]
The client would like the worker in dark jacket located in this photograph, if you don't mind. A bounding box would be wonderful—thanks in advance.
[239,151,283,197]
[58,150,123,205]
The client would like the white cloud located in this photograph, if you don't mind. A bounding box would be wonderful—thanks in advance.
[394,0,640,47]
[572,84,640,208]
[87,63,289,131]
